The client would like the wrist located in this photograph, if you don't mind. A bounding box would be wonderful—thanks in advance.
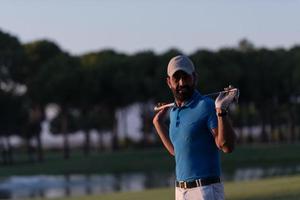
[216,108,228,117]
[216,108,226,112]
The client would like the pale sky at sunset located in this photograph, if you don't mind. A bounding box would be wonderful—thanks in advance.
[1,0,300,55]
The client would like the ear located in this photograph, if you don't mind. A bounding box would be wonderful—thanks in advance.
[166,76,172,88]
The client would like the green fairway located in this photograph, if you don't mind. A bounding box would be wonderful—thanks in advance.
[1,143,300,177]
[225,175,300,200]
[30,175,300,200]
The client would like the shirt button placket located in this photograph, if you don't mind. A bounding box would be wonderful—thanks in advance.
[176,109,180,127]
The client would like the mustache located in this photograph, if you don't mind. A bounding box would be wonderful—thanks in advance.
[176,85,191,91]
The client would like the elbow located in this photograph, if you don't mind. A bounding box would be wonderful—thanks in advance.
[167,147,175,156]
[217,140,235,153]
[222,147,234,153]
[169,149,175,156]
[221,144,235,153]
[217,133,236,154]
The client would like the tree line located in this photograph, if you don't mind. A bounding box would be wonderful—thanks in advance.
[0,29,300,165]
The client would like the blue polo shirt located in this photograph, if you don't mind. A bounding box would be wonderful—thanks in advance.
[169,90,220,181]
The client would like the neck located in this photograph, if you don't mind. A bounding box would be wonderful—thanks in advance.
[175,90,195,107]
[175,99,185,107]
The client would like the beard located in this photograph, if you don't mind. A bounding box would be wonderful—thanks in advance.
[172,85,194,102]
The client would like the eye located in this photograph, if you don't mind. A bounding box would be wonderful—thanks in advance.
[172,75,180,82]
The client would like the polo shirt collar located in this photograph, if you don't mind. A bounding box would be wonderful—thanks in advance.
[172,90,202,111]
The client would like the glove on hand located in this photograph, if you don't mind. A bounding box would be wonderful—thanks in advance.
[215,87,239,110]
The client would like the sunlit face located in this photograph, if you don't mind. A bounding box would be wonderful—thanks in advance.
[167,70,196,102]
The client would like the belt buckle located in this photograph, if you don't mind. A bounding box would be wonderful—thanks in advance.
[179,181,187,189]
[196,179,201,187]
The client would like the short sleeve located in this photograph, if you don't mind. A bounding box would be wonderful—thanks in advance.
[206,98,218,129]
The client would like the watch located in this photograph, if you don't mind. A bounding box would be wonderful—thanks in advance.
[217,110,228,117]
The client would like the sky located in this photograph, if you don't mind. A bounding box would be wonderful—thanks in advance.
[1,0,300,55]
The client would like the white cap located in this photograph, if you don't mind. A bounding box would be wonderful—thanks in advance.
[167,55,195,77]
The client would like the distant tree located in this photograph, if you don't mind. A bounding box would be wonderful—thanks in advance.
[33,54,82,159]
[0,29,25,84]
[22,40,64,162]
[78,105,114,154]
[50,108,79,159]
[81,50,131,150]
[190,50,220,93]
[0,29,27,163]
[127,51,159,145]
[3,28,300,155]
[282,46,300,141]
[0,92,26,164]
[238,39,255,52]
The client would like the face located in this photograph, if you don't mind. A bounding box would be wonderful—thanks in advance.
[167,70,196,102]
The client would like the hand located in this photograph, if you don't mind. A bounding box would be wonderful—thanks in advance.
[215,87,239,110]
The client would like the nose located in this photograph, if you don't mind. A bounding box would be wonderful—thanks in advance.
[178,78,184,86]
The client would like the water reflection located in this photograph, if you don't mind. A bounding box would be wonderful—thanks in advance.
[0,165,299,199]
[232,165,300,181]
[0,172,175,199]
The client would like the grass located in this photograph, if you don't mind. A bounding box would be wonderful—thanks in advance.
[221,143,300,172]
[30,175,300,200]
[0,148,174,176]
[2,144,300,200]
[225,175,300,200]
[1,143,300,177]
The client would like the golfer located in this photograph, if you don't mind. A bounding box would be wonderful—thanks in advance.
[153,55,237,200]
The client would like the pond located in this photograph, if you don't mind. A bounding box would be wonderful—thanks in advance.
[1,165,300,199]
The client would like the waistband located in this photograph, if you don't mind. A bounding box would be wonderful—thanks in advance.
[176,177,221,189]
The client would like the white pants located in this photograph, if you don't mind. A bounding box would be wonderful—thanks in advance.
[175,183,224,200]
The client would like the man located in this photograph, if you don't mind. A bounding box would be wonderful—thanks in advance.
[153,55,237,200]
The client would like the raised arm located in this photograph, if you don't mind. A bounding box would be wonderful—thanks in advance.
[211,108,236,153]
[212,88,238,153]
[153,108,174,156]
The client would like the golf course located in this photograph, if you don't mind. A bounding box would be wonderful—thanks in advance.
[1,2,300,199]
[1,144,299,200]
[1,143,300,177]
[29,175,300,200]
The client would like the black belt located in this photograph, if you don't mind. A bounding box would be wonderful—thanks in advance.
[176,177,220,189]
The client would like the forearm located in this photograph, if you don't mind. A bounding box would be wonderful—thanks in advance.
[216,109,236,153]
[153,122,174,156]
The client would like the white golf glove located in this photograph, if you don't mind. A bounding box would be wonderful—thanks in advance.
[215,87,239,110]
